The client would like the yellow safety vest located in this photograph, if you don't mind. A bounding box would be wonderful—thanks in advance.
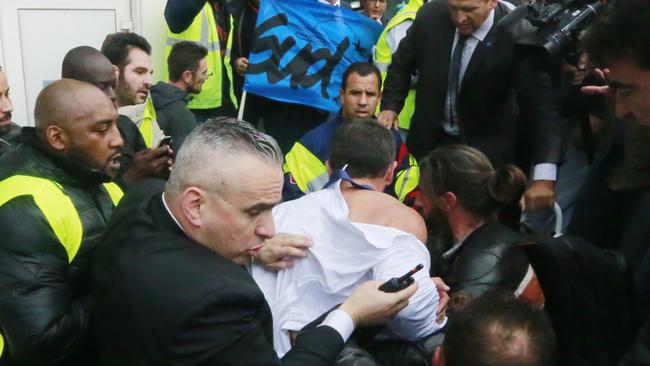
[374,0,423,131]
[165,3,238,110]
[140,95,156,148]
[0,176,123,358]
[283,142,330,194]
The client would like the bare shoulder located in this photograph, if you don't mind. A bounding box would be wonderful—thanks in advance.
[346,190,427,243]
[389,201,427,244]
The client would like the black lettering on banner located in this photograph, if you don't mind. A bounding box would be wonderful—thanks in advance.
[248,13,349,99]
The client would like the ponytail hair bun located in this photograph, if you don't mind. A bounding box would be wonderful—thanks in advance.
[487,165,527,205]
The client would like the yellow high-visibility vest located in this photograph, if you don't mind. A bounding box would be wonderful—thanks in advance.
[0,176,122,358]
[140,95,156,148]
[374,0,423,130]
[165,3,238,110]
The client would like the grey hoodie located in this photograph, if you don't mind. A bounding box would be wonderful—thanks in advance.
[150,82,197,143]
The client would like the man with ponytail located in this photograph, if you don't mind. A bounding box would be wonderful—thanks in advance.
[419,145,545,312]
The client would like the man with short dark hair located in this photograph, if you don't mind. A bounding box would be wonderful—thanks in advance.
[61,46,173,186]
[254,119,444,358]
[102,32,165,148]
[164,0,239,122]
[433,292,557,366]
[283,62,419,204]
[92,117,417,365]
[0,80,124,365]
[150,41,207,141]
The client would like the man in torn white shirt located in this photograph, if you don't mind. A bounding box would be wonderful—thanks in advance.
[253,119,446,357]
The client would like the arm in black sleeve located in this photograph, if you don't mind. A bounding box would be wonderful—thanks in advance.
[171,288,344,366]
[0,197,92,365]
[165,0,208,34]
[515,56,564,165]
[380,8,421,114]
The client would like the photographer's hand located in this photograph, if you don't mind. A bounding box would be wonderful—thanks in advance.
[581,68,612,96]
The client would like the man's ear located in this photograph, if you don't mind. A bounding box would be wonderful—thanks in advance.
[182,70,193,85]
[112,65,120,80]
[384,161,397,186]
[180,187,206,228]
[339,88,345,106]
[46,125,67,151]
[325,160,333,175]
[433,346,445,366]
[441,191,458,212]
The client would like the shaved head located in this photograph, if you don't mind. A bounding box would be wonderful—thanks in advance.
[34,79,123,175]
[35,79,112,133]
[61,46,118,103]
[62,46,113,82]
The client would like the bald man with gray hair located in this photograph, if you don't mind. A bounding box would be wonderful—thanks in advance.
[0,79,124,365]
[93,117,418,366]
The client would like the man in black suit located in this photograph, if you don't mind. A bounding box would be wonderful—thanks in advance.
[378,0,563,211]
[93,117,417,366]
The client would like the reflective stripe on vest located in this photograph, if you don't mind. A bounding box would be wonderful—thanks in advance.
[394,154,420,202]
[374,0,422,130]
[140,95,156,148]
[103,182,124,206]
[165,3,237,110]
[0,176,122,359]
[283,142,329,194]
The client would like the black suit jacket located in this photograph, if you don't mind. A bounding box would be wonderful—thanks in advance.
[92,180,344,366]
[382,0,562,169]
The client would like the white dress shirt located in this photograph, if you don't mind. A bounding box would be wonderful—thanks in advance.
[441,9,556,180]
[252,181,444,357]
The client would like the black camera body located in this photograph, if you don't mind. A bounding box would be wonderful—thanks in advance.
[513,0,605,60]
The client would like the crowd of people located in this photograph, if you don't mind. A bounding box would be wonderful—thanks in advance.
[0,0,649,365]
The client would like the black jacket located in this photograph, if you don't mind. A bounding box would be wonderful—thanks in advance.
[230,0,259,97]
[0,128,117,365]
[444,222,530,311]
[0,123,22,157]
[382,0,562,169]
[93,181,345,366]
[150,82,197,141]
[116,114,147,173]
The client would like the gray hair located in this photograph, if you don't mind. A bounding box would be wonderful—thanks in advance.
[166,117,283,195]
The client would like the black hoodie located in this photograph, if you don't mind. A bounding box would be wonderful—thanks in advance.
[150,82,197,142]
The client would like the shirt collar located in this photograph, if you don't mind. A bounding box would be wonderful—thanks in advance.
[473,9,495,42]
[161,192,186,234]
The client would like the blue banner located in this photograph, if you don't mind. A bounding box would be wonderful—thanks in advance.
[243,0,383,112]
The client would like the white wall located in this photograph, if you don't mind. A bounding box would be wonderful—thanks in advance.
[0,0,169,126]
[132,0,169,84]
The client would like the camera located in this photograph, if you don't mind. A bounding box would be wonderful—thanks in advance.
[512,0,606,60]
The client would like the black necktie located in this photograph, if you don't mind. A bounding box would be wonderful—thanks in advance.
[448,34,468,128]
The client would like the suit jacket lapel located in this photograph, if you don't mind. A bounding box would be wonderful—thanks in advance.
[460,4,508,91]
[460,36,490,91]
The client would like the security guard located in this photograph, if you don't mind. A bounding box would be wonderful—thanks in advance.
[283,62,419,204]
[165,0,238,122]
[0,80,123,365]
[374,0,424,134]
